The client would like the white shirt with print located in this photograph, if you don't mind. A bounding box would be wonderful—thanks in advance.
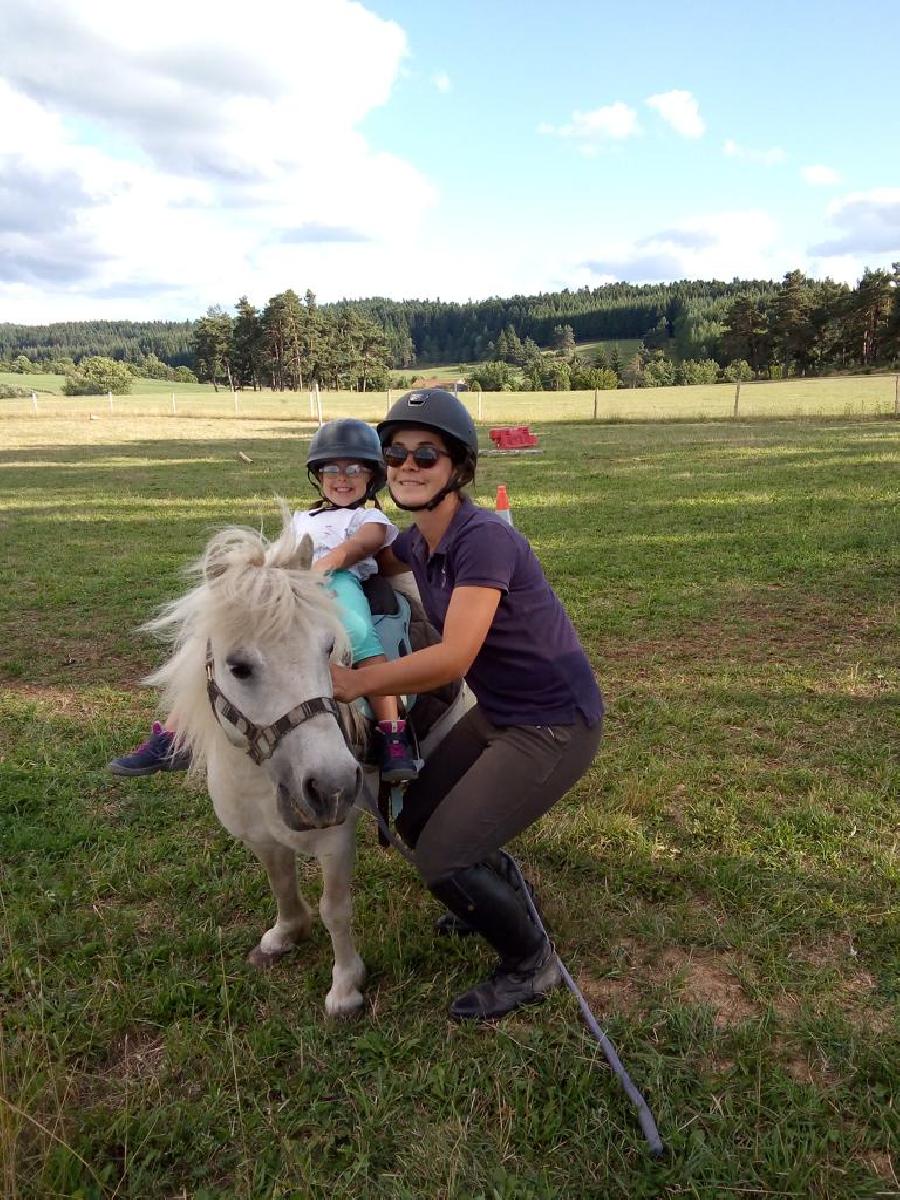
[292,506,398,581]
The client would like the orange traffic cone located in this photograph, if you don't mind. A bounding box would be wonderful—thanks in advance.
[495,484,513,526]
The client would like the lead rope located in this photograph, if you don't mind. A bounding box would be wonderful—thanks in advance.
[357,788,665,1159]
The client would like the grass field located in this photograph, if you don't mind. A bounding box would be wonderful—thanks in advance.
[1,412,898,1198]
[2,369,898,425]
[570,337,644,364]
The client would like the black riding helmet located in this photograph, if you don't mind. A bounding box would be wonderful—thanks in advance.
[377,389,478,512]
[306,418,386,506]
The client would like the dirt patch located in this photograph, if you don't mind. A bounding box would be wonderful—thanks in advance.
[657,946,759,1026]
[704,1055,735,1075]
[0,680,142,717]
[581,941,758,1027]
[598,590,895,672]
[789,931,864,972]
[0,621,152,689]
[101,1029,167,1083]
[785,933,893,1030]
[579,971,645,1016]
[862,1151,897,1187]
[774,1037,840,1087]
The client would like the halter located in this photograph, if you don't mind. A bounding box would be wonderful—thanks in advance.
[205,641,348,766]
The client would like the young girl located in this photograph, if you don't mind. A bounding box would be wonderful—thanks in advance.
[330,390,604,1021]
[299,418,417,782]
[108,418,418,783]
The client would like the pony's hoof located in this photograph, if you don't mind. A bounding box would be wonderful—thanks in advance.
[247,943,294,969]
[325,990,365,1020]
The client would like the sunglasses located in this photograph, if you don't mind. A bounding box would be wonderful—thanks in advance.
[316,463,372,478]
[383,444,451,469]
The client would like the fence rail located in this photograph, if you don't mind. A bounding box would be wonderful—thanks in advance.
[3,375,898,424]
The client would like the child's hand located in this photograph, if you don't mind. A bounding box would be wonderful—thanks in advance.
[331,662,363,703]
[312,549,339,573]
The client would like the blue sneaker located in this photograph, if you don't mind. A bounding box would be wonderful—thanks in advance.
[378,720,419,784]
[108,722,191,776]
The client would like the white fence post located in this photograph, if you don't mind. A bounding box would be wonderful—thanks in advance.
[32,391,38,415]
[171,391,176,415]
[386,387,391,417]
[108,390,113,414]
[232,385,239,415]
[309,388,315,418]
[593,388,598,420]
[477,388,483,421]
[314,380,323,426]
[733,382,741,418]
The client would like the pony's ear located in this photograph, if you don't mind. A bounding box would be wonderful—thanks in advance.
[295,533,314,571]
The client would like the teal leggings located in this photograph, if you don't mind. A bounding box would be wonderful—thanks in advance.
[329,570,384,664]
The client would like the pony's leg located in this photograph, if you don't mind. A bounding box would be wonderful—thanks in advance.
[318,835,366,1017]
[246,841,313,968]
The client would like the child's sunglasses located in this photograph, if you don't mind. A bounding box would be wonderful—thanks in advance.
[316,463,372,477]
[383,444,451,469]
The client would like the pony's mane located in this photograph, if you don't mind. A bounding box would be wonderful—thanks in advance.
[145,504,360,771]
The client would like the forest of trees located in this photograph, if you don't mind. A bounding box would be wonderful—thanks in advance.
[190,291,391,391]
[2,266,898,391]
[0,320,195,369]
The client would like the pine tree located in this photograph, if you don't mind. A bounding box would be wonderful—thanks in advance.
[192,307,233,391]
[232,297,263,390]
[769,271,816,375]
[847,268,895,366]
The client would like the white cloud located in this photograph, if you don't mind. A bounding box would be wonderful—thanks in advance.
[809,187,900,258]
[723,139,787,166]
[802,164,841,186]
[0,0,441,319]
[645,90,705,138]
[580,210,784,282]
[431,71,451,93]
[539,102,640,142]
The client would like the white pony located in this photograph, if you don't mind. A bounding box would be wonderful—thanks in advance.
[146,509,466,1017]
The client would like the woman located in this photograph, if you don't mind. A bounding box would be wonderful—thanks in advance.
[331,389,603,1021]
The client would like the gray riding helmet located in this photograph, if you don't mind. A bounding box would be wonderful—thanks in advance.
[378,390,479,513]
[306,418,386,503]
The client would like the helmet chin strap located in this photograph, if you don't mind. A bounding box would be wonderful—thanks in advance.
[389,474,463,512]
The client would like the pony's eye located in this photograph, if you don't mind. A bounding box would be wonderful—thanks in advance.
[227,659,254,680]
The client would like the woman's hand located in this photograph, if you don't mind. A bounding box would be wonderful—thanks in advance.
[330,662,364,703]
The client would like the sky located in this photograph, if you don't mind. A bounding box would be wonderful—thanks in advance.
[1,0,899,322]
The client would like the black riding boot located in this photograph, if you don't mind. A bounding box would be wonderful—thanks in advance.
[429,858,560,1021]
[433,852,541,938]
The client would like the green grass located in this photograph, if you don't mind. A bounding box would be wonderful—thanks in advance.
[572,337,645,364]
[388,339,645,384]
[389,362,480,385]
[1,414,898,1197]
[2,370,898,427]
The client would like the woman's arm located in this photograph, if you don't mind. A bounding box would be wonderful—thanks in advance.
[313,522,388,574]
[331,585,502,700]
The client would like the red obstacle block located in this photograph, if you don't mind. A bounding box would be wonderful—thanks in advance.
[488,426,539,450]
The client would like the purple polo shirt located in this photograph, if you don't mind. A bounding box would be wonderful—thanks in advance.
[392,499,603,727]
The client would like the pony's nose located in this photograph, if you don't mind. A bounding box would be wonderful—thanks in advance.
[277,764,362,831]
[302,765,363,825]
